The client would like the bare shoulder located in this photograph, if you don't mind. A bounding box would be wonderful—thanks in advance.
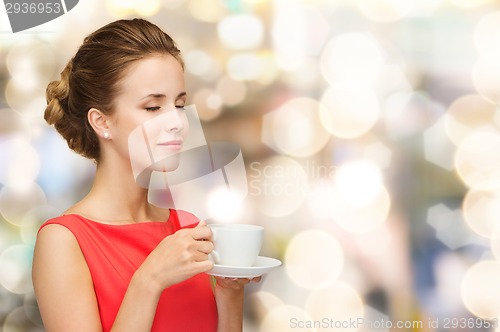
[33,223,87,292]
[33,224,102,331]
[33,223,81,271]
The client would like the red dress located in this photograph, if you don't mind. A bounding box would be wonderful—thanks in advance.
[39,209,218,332]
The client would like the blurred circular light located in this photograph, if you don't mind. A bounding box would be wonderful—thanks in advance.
[21,205,60,246]
[260,305,315,332]
[445,94,499,147]
[472,55,500,104]
[320,32,385,86]
[375,64,413,96]
[451,0,493,8]
[463,189,500,238]
[0,286,18,320]
[184,49,221,82]
[355,0,415,22]
[253,156,308,218]
[217,14,263,50]
[491,226,500,261]
[227,52,265,81]
[0,245,34,294]
[264,98,330,158]
[187,0,226,23]
[285,230,343,290]
[206,187,246,223]
[336,160,383,208]
[5,79,43,112]
[215,76,247,106]
[281,58,322,90]
[254,51,279,85]
[0,138,40,189]
[461,260,500,319]
[36,130,95,196]
[105,0,160,17]
[248,291,284,323]
[225,51,277,84]
[474,11,500,58]
[0,184,46,226]
[162,0,184,9]
[330,184,390,234]
[454,132,500,190]
[363,141,393,169]
[306,180,336,221]
[24,291,44,327]
[206,94,222,110]
[330,161,390,234]
[192,88,223,121]
[320,85,380,139]
[305,281,364,329]
[3,305,43,332]
[272,3,330,71]
[0,108,28,135]
[6,40,56,89]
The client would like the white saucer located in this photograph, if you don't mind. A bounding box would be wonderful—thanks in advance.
[207,256,282,278]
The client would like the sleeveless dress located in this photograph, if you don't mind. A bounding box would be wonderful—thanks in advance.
[39,209,218,332]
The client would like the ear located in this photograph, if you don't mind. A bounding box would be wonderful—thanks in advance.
[88,108,111,140]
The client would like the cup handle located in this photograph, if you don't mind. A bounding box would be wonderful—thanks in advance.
[208,226,218,264]
[209,251,220,264]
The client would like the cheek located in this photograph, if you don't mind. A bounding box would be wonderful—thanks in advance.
[182,116,189,138]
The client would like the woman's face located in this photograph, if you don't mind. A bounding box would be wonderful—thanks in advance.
[105,54,189,179]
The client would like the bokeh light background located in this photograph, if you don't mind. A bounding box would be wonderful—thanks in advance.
[1,0,500,331]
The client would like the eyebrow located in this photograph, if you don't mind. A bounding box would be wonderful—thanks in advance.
[141,92,187,100]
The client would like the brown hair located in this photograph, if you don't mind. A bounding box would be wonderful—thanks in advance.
[44,18,183,161]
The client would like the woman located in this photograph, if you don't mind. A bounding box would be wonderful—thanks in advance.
[32,18,259,331]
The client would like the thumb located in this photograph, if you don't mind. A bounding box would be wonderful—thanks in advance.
[196,220,206,227]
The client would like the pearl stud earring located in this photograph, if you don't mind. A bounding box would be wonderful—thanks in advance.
[103,132,110,139]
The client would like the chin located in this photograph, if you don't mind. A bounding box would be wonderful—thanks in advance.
[151,155,181,172]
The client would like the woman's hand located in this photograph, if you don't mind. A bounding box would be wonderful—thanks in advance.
[112,220,214,331]
[137,220,214,292]
[214,276,262,291]
[214,276,262,332]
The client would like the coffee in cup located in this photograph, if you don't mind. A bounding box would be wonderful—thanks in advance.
[208,224,264,267]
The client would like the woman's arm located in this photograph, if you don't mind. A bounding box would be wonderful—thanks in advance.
[33,221,214,332]
[32,224,104,331]
[214,277,261,332]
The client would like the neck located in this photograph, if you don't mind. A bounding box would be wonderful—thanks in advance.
[84,156,156,222]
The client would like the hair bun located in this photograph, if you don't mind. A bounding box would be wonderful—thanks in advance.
[44,61,72,125]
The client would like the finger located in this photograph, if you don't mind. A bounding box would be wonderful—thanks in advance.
[196,240,214,254]
[193,251,210,262]
[216,278,247,290]
[191,224,212,241]
[194,259,214,272]
[190,220,212,240]
[250,276,262,283]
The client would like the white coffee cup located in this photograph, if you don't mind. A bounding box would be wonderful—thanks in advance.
[208,224,264,267]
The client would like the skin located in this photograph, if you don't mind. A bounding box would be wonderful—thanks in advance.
[32,54,260,332]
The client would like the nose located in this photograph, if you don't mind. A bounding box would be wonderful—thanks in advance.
[166,109,185,133]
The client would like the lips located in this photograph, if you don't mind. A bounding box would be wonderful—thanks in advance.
[157,139,183,150]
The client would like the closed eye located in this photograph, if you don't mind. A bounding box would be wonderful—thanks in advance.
[145,106,161,112]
